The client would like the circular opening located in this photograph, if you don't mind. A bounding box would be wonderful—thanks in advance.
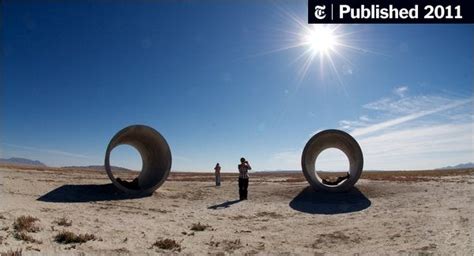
[105,125,172,195]
[109,145,142,189]
[301,129,363,192]
[315,148,351,187]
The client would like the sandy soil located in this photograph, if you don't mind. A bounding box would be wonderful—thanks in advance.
[0,167,473,255]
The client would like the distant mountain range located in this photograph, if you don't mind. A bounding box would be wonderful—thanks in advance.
[0,157,46,167]
[0,157,134,172]
[439,162,474,170]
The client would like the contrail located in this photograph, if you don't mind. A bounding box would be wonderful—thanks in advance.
[351,98,473,137]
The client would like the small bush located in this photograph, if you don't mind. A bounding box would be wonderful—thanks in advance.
[13,216,39,233]
[13,232,41,244]
[190,222,209,231]
[0,249,22,256]
[54,231,96,244]
[152,238,181,251]
[54,217,72,227]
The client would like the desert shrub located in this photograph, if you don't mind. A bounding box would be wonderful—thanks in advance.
[13,216,39,233]
[152,238,181,251]
[54,217,72,227]
[54,231,96,244]
[13,232,41,244]
[190,222,209,231]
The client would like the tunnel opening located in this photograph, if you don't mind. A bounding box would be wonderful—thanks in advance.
[105,125,172,195]
[109,145,143,190]
[315,148,350,187]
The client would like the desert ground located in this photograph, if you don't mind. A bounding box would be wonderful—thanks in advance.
[0,166,473,255]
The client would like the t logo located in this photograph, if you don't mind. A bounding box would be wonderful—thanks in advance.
[314,5,327,20]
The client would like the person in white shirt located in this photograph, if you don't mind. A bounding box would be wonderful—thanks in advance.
[238,157,251,200]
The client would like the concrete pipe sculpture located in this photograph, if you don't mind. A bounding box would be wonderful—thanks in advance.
[105,125,172,195]
[301,129,363,192]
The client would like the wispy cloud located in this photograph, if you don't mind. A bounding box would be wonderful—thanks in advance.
[358,122,473,170]
[359,123,473,158]
[362,93,470,116]
[268,91,473,171]
[393,86,408,97]
[1,143,91,159]
[351,97,472,137]
[341,91,473,169]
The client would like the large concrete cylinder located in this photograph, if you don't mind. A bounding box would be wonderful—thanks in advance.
[301,129,363,192]
[104,125,172,195]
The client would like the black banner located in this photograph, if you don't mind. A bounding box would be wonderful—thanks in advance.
[308,0,474,23]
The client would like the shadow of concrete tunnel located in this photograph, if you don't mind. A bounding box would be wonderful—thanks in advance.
[105,125,172,195]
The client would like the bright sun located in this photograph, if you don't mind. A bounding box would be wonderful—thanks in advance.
[302,25,338,54]
[258,11,366,83]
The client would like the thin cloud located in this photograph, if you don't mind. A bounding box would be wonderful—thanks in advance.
[263,93,473,171]
[393,86,408,97]
[358,122,473,170]
[340,92,474,170]
[1,143,91,159]
[363,95,459,114]
[352,97,472,137]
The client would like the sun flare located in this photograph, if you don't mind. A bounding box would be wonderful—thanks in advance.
[302,25,338,54]
[290,24,349,83]
[251,9,370,84]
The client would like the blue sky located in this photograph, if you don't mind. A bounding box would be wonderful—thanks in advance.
[1,1,473,172]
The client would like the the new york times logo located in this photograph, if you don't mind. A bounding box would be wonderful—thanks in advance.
[308,0,474,24]
[314,5,326,19]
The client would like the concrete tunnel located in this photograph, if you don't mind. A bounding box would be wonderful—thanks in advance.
[105,125,363,194]
[104,125,172,195]
[301,129,364,192]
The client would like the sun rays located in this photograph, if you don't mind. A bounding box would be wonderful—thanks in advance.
[259,7,374,87]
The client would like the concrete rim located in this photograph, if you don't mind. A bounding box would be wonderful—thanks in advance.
[104,125,172,195]
[301,129,363,192]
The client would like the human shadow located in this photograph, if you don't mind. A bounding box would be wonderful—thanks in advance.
[208,199,241,210]
[37,183,149,203]
[289,186,371,214]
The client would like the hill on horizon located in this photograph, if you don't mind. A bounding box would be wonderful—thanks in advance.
[0,157,136,172]
[0,157,46,167]
[439,162,474,170]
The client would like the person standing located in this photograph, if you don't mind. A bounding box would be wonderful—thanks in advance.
[214,163,221,186]
[238,157,251,200]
